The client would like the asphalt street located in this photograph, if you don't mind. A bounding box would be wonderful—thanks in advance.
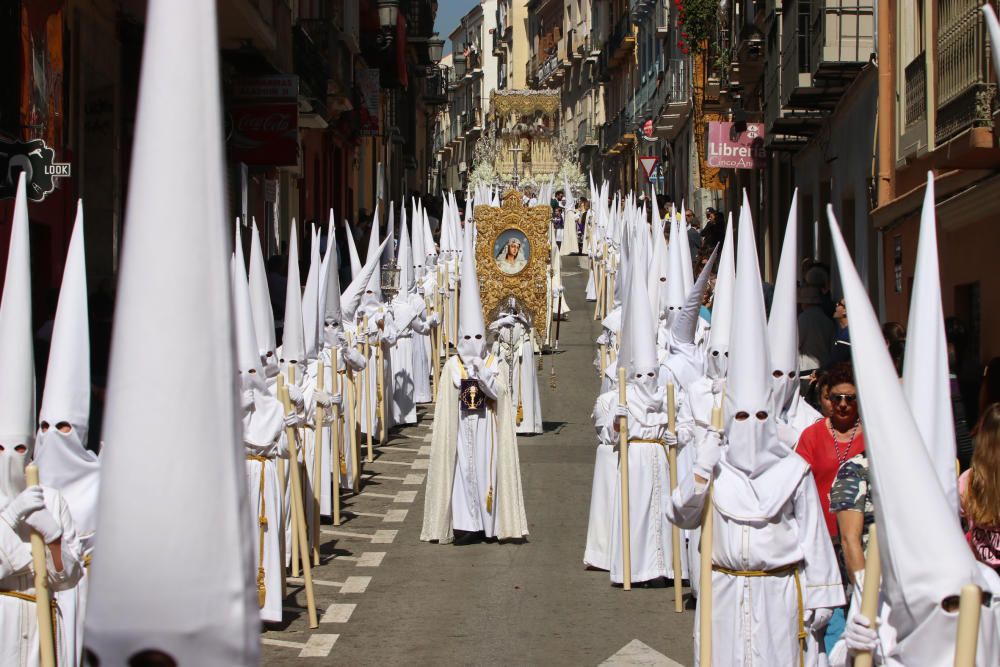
[262,263,695,666]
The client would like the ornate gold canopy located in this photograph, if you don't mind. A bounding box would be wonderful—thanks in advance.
[474,190,551,328]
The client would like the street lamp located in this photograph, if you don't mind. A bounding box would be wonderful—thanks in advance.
[428,35,445,63]
[376,0,399,50]
[453,54,467,78]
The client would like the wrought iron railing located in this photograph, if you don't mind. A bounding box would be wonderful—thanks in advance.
[904,54,927,128]
[936,0,997,143]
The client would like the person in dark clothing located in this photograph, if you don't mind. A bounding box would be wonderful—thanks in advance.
[685,207,702,258]
[829,297,851,364]
[700,208,725,249]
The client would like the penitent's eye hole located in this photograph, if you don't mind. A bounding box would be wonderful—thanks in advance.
[647,372,655,377]
[772,370,783,378]
[788,370,797,379]
[734,411,749,421]
[474,334,482,340]
[712,350,719,357]
[40,421,51,432]
[464,335,471,340]
[755,411,768,421]
[14,444,27,453]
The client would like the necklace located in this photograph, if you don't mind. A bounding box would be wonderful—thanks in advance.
[828,419,860,465]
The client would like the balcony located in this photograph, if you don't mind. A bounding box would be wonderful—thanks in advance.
[779,1,873,112]
[537,51,562,87]
[578,119,600,148]
[936,0,997,144]
[219,0,294,72]
[607,13,636,69]
[656,59,693,140]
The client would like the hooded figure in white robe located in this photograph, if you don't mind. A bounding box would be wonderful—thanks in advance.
[33,201,99,665]
[407,200,436,405]
[768,192,821,448]
[0,175,85,667]
[233,226,287,624]
[586,224,677,582]
[666,193,843,666]
[826,170,1000,666]
[490,309,543,435]
[420,220,528,543]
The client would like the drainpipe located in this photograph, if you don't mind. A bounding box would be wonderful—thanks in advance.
[877,0,896,204]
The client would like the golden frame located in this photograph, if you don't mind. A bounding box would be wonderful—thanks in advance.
[474,190,551,328]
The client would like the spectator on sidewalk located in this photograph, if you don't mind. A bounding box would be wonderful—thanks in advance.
[959,403,1000,575]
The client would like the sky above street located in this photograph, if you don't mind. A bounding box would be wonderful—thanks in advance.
[434,0,481,54]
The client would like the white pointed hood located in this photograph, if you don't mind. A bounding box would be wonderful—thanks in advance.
[903,173,959,513]
[706,213,735,379]
[281,220,306,365]
[678,201,694,292]
[664,245,718,390]
[34,199,100,542]
[363,206,382,305]
[397,207,414,295]
[457,214,487,361]
[341,237,391,323]
[247,221,278,377]
[83,0,258,660]
[344,218,363,280]
[411,199,427,284]
[301,225,321,360]
[322,212,344,328]
[985,4,1000,83]
[0,172,35,498]
[723,193,786,478]
[38,200,90,442]
[618,238,659,387]
[422,206,437,262]
[647,213,668,316]
[664,212,687,322]
[767,190,802,416]
[827,204,995,661]
[232,225,264,386]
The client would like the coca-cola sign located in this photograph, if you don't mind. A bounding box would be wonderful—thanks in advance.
[228,102,298,166]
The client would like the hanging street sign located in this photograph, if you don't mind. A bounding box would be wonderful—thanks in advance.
[639,156,659,180]
[0,138,72,202]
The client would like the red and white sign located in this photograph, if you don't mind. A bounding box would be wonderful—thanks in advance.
[229,102,299,166]
[639,156,659,180]
[706,122,767,169]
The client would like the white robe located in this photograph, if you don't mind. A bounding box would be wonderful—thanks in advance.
[0,487,85,667]
[560,209,581,255]
[668,453,845,666]
[494,324,543,435]
[420,355,529,543]
[245,432,286,624]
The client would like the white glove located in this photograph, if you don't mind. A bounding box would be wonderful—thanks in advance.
[808,607,834,631]
[24,508,62,544]
[283,412,302,429]
[330,393,343,408]
[676,424,695,447]
[287,385,304,410]
[711,378,726,395]
[613,404,629,420]
[693,428,722,480]
[427,313,440,326]
[313,390,333,408]
[663,429,678,447]
[240,389,255,411]
[0,486,45,528]
[845,613,879,654]
[551,287,563,298]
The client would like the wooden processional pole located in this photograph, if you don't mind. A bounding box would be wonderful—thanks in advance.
[362,315,374,463]
[699,399,723,666]
[617,366,631,591]
[311,360,325,566]
[331,359,342,526]
[277,371,318,628]
[25,464,56,667]
[854,525,881,667]
[666,383,683,613]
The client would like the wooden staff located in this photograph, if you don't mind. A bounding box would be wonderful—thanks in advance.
[599,342,607,381]
[605,253,616,319]
[345,331,362,492]
[25,464,56,667]
[377,337,387,444]
[854,525,881,667]
[699,400,723,667]
[277,373,319,628]
[331,358,342,526]
[278,373,300,578]
[593,256,605,321]
[311,360,325,566]
[276,453,287,598]
[362,315,374,463]
[666,383,683,613]
[955,583,983,667]
[617,366,631,591]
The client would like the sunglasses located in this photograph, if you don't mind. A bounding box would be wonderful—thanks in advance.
[831,393,857,404]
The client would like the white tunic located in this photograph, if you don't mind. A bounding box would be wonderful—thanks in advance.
[0,487,84,667]
[668,454,845,666]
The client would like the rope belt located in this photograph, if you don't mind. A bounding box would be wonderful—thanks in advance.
[712,563,806,667]
[246,454,268,609]
[0,590,59,636]
[628,438,664,445]
[82,553,92,570]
